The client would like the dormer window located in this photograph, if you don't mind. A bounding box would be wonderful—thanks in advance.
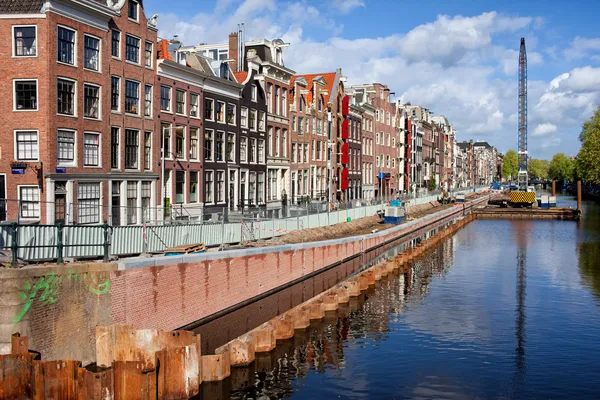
[128,1,139,21]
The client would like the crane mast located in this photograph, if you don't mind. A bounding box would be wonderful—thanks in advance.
[518,38,528,191]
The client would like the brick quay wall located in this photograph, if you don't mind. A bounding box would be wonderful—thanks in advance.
[0,195,489,364]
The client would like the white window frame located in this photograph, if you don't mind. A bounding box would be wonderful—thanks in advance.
[216,170,226,204]
[189,127,200,161]
[83,33,102,73]
[204,128,214,162]
[13,78,38,112]
[111,29,121,59]
[57,128,77,167]
[144,84,153,117]
[124,79,140,115]
[17,185,40,221]
[12,25,37,58]
[125,33,141,65]
[258,139,265,163]
[57,24,77,67]
[144,40,153,69]
[83,131,101,168]
[249,109,257,132]
[83,82,101,120]
[128,0,140,23]
[205,170,214,204]
[240,136,248,163]
[226,103,236,125]
[241,106,248,128]
[57,76,77,117]
[251,84,257,102]
[226,132,236,163]
[175,88,186,116]
[160,85,172,113]
[190,93,200,119]
[14,129,39,162]
[111,75,121,113]
[216,101,226,123]
[204,98,214,121]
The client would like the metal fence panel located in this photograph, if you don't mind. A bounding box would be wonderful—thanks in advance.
[64,226,104,258]
[112,226,144,255]
[17,225,57,260]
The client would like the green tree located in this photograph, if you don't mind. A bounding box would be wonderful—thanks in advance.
[576,106,600,183]
[548,153,574,182]
[428,177,437,191]
[528,158,549,180]
[502,149,518,181]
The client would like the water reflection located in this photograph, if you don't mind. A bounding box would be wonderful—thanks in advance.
[577,199,600,301]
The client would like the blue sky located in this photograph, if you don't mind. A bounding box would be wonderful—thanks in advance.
[145,0,600,160]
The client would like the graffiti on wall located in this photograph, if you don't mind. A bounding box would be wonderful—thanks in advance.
[14,270,110,323]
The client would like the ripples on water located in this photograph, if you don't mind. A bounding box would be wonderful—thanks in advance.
[198,196,600,400]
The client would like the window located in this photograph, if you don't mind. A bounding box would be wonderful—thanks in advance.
[281,89,287,117]
[269,169,277,200]
[299,97,303,112]
[249,138,256,163]
[257,172,264,204]
[292,143,297,163]
[111,30,120,58]
[83,133,100,166]
[57,130,75,164]
[144,131,151,170]
[240,136,247,162]
[318,96,323,111]
[292,116,296,131]
[227,133,235,162]
[162,124,170,158]
[204,98,214,120]
[386,112,390,125]
[125,35,140,63]
[190,172,198,202]
[275,129,280,156]
[205,171,213,203]
[190,128,199,160]
[176,171,185,204]
[19,187,40,219]
[176,127,185,159]
[215,131,224,161]
[248,172,256,204]
[111,127,119,169]
[57,78,75,115]
[258,111,265,131]
[298,117,304,135]
[392,138,396,147]
[386,155,390,168]
[283,130,288,157]
[125,80,139,114]
[57,26,75,65]
[387,133,390,146]
[267,128,273,157]
[251,84,257,102]
[275,86,280,115]
[141,181,151,222]
[190,94,199,117]
[125,129,138,169]
[144,41,152,67]
[216,101,225,122]
[160,86,171,112]
[126,182,137,225]
[14,80,37,110]
[216,171,225,203]
[241,107,248,128]
[226,103,235,125]
[128,0,139,21]
[15,131,38,161]
[14,26,36,57]
[376,133,380,144]
[249,109,257,131]
[111,77,120,111]
[84,35,100,71]
[312,140,316,160]
[78,183,100,224]
[376,155,380,167]
[176,89,185,114]
[84,84,100,119]
[204,129,213,161]
[258,139,265,163]
[144,85,152,117]
[304,144,308,164]
[267,83,272,113]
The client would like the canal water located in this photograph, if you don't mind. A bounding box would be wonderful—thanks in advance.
[201,196,600,399]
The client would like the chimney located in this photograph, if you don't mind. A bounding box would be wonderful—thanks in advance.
[228,32,238,72]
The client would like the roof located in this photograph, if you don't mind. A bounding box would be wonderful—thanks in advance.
[290,72,336,106]
[457,141,471,150]
[473,141,492,149]
[157,40,174,61]
[0,0,43,13]
[233,71,248,84]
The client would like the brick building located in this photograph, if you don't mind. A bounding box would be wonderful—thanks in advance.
[347,102,362,200]
[289,73,331,204]
[0,0,158,225]
[347,86,375,200]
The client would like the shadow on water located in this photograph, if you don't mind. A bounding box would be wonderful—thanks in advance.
[577,199,600,302]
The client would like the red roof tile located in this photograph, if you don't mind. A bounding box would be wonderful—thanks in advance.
[234,71,248,84]
[290,72,337,106]
[157,39,173,61]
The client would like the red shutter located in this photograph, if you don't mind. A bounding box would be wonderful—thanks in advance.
[341,142,349,164]
[341,119,349,139]
[342,95,349,116]
[341,168,349,190]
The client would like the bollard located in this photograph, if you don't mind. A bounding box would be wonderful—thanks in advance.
[10,222,18,267]
[552,180,556,197]
[56,222,64,264]
[103,220,110,263]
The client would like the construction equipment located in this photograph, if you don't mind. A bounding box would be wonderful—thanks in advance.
[510,38,535,207]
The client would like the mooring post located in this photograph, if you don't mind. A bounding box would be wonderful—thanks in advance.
[552,180,556,196]
[57,222,64,264]
[102,221,110,262]
[11,222,18,267]
[577,180,582,211]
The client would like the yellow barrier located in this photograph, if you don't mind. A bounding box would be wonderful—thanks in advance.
[509,191,536,204]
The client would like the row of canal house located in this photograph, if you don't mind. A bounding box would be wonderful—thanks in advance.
[0,0,499,226]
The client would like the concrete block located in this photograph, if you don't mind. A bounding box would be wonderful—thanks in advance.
[252,323,276,353]
[201,353,231,382]
[322,294,338,312]
[358,274,369,291]
[309,300,325,320]
[288,307,311,330]
[336,289,350,304]
[273,315,295,341]
[217,334,255,367]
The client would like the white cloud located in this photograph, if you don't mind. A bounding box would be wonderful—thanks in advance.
[565,36,600,60]
[533,123,557,136]
[331,0,365,14]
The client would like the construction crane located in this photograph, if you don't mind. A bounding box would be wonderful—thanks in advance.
[517,38,528,191]
[509,38,536,207]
